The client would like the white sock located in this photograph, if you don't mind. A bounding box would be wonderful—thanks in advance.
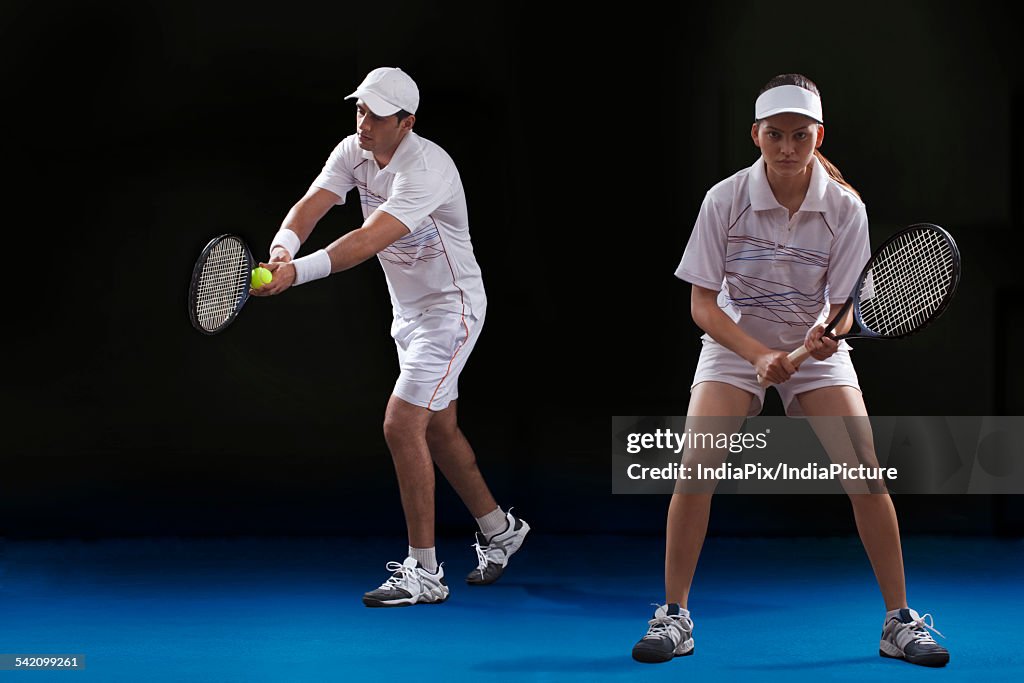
[408,546,438,572]
[476,507,507,539]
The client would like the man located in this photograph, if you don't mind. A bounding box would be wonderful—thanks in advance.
[251,67,529,607]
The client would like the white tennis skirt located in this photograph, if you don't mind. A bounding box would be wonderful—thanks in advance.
[692,337,862,416]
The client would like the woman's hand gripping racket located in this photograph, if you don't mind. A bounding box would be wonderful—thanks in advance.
[188,234,259,335]
[757,223,961,387]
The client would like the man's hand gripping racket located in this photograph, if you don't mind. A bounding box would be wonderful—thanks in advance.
[757,223,961,387]
[188,234,294,335]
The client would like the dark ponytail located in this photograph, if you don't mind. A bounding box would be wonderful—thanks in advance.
[757,74,861,200]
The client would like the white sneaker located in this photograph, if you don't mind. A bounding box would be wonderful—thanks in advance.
[879,608,949,667]
[631,603,694,663]
[466,509,530,585]
[362,557,450,608]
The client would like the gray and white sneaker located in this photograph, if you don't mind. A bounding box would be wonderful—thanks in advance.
[879,608,949,667]
[466,509,530,585]
[362,557,450,608]
[631,603,694,663]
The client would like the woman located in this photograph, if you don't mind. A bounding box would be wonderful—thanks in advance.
[630,74,949,668]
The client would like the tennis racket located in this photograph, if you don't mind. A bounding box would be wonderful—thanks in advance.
[188,234,256,335]
[757,223,961,387]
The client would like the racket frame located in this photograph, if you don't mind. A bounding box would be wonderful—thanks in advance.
[758,223,961,386]
[188,233,255,335]
[837,222,961,343]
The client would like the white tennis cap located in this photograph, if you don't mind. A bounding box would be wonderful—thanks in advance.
[346,67,420,116]
[754,85,823,123]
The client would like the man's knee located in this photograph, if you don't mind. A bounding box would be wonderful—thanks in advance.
[382,415,403,447]
[425,415,460,450]
[383,398,430,449]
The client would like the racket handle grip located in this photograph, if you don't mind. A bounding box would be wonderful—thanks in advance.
[756,345,812,388]
[787,344,812,367]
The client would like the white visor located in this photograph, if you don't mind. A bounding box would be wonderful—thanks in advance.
[754,85,823,123]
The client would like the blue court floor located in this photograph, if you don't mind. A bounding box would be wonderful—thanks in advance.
[2,534,1021,682]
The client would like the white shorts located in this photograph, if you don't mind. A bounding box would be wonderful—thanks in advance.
[692,338,861,417]
[391,309,483,411]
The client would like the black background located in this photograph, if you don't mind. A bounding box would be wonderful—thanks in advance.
[3,1,1022,539]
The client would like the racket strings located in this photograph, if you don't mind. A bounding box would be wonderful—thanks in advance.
[194,239,249,332]
[859,229,955,337]
[864,234,952,334]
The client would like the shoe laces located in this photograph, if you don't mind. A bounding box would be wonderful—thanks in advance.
[644,604,688,640]
[377,561,417,591]
[471,511,519,575]
[905,612,945,643]
[471,538,497,575]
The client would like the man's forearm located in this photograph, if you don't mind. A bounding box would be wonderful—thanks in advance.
[272,188,342,258]
[324,217,409,273]
[280,201,321,245]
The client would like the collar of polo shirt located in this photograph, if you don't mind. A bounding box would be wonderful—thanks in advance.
[361,131,419,173]
[749,154,830,213]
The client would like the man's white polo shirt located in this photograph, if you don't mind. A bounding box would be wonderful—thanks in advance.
[675,155,870,348]
[311,131,485,319]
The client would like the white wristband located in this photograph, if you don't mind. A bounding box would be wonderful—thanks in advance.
[270,228,301,258]
[292,249,332,286]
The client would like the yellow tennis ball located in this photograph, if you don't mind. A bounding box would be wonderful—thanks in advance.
[251,267,273,289]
